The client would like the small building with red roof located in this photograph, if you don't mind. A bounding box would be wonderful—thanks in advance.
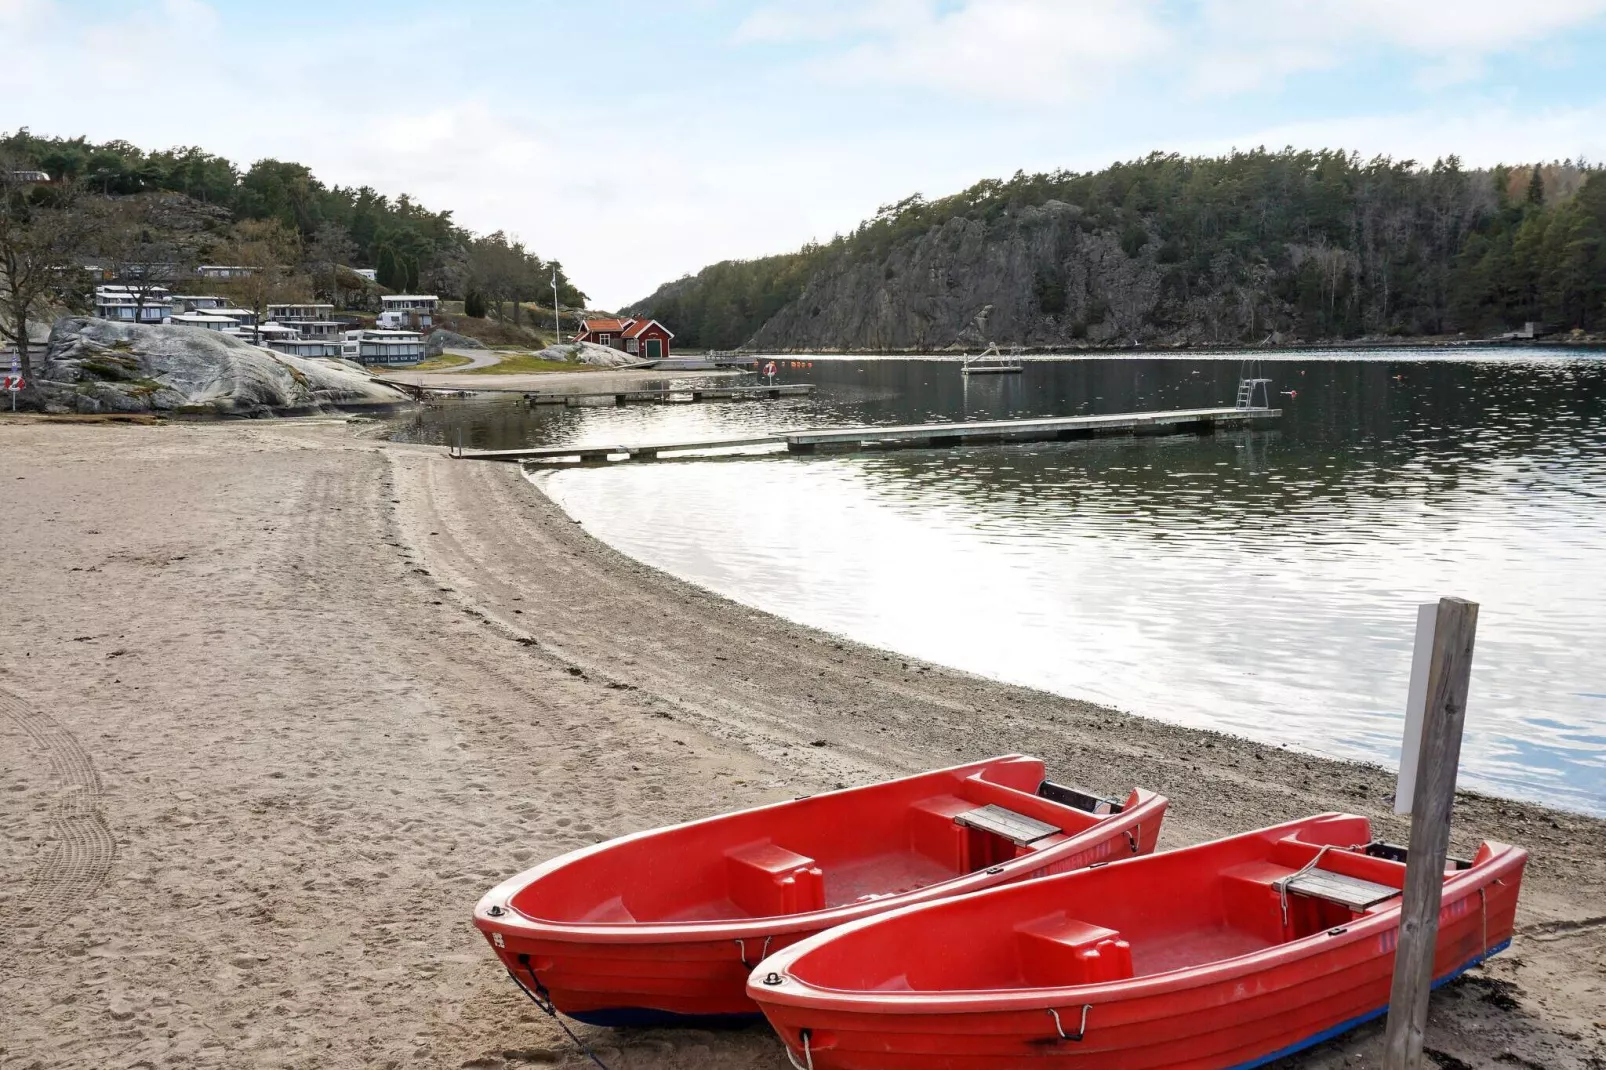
[575,317,674,361]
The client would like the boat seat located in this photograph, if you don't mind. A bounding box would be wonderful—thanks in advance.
[1015,913,1133,987]
[1283,869,1400,912]
[907,795,973,870]
[955,804,1061,846]
[1220,861,1302,943]
[725,841,824,917]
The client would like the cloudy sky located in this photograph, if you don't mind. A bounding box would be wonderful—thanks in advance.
[4,0,1605,307]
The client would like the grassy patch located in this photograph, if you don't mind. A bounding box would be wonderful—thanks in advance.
[465,353,603,375]
[82,355,142,381]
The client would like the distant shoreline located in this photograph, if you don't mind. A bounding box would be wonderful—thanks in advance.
[736,337,1606,357]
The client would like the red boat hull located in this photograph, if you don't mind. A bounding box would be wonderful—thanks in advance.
[750,815,1525,1069]
[474,756,1168,1024]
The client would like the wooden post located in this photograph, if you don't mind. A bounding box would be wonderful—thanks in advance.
[1382,596,1479,1069]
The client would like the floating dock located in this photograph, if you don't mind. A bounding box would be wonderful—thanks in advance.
[451,405,1280,464]
[368,378,804,406]
[526,384,812,406]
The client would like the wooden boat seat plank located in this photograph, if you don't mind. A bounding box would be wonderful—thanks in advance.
[956,804,1061,846]
[1285,869,1400,911]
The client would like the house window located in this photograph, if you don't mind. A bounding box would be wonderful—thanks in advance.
[599,334,611,346]
[626,338,638,353]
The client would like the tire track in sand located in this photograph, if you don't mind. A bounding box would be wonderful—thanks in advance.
[0,687,114,946]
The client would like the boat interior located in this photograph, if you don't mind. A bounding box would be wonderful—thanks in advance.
[787,815,1486,992]
[513,757,1132,925]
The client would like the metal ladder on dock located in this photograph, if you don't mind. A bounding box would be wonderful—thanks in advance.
[1236,359,1272,410]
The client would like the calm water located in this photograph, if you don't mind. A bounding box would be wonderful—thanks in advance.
[394,350,1606,815]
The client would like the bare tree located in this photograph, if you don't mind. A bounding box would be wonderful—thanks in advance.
[0,163,90,379]
[216,219,304,344]
[99,197,190,326]
[304,221,356,307]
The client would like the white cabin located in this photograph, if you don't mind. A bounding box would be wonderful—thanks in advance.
[281,319,344,340]
[268,339,346,359]
[170,313,237,332]
[169,295,229,313]
[346,329,426,364]
[196,265,256,279]
[93,290,171,324]
[267,303,334,322]
[379,294,438,330]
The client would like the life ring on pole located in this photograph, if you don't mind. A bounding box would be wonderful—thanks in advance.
[764,361,777,380]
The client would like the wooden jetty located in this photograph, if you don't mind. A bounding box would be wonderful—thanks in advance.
[452,405,1280,464]
[527,384,812,406]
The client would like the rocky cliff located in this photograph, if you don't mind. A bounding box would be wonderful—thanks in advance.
[32,318,411,415]
[752,203,1175,350]
[628,151,1606,351]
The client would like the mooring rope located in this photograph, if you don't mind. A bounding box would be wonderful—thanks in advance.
[1479,886,1489,962]
[783,1028,815,1070]
[508,956,613,1070]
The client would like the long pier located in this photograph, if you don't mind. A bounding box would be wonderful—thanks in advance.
[526,384,812,406]
[370,378,811,406]
[451,405,1280,464]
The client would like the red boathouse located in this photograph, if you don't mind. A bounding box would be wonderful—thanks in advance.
[576,317,674,361]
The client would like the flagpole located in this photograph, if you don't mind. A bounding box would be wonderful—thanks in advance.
[552,267,560,344]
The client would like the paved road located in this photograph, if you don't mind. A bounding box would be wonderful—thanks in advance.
[425,347,503,373]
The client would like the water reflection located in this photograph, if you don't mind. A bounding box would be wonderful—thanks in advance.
[394,350,1606,814]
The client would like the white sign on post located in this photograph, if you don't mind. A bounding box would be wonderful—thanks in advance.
[1395,603,1439,815]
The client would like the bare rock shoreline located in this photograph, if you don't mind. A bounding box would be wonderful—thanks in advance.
[17,318,412,416]
[0,418,1601,1069]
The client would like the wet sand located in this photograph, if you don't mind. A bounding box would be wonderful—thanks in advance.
[1,417,1602,1069]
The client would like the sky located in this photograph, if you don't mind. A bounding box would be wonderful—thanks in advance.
[3,0,1606,309]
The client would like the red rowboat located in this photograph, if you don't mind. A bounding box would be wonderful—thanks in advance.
[473,755,1167,1026]
[749,813,1525,1069]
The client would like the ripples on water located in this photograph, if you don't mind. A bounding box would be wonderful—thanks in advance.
[394,350,1606,814]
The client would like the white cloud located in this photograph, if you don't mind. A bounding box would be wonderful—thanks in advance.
[739,0,1174,105]
[734,0,925,42]
[737,0,1606,101]
[1190,0,1606,91]
[828,0,1172,105]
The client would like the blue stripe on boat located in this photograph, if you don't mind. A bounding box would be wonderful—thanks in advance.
[1226,939,1511,1070]
[562,940,1512,1052]
[565,1007,764,1029]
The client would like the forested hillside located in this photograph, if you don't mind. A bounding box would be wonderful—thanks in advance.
[629,150,1606,350]
[0,130,585,308]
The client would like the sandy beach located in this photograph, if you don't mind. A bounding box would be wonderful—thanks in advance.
[1,416,1602,1070]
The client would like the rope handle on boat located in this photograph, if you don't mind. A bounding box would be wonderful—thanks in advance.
[783,1028,815,1070]
[1048,1004,1092,1042]
[1480,886,1488,962]
[735,935,774,969]
[1274,845,1336,933]
[1126,823,1142,854]
[508,955,613,1070]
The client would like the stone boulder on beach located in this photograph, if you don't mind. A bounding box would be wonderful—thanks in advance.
[533,340,638,367]
[30,318,411,415]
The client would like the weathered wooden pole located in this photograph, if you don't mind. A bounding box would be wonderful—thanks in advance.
[1382,596,1479,1069]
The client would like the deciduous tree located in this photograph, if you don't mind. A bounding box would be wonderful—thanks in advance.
[0,161,90,379]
